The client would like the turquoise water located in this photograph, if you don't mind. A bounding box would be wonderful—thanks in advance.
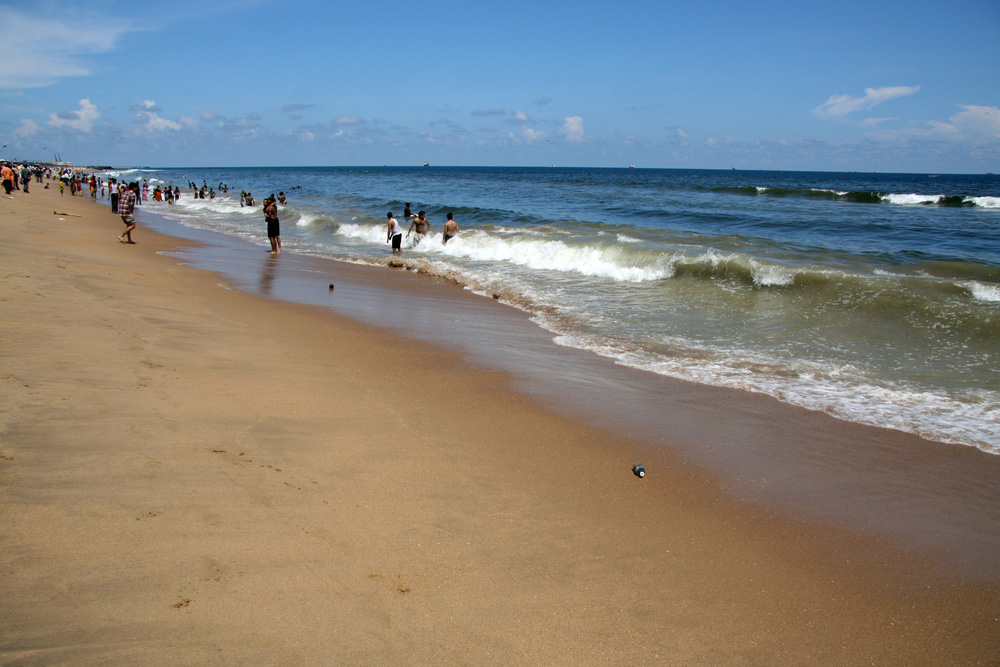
[110,166,1000,453]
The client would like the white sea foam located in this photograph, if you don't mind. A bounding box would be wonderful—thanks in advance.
[965,281,1000,302]
[173,196,240,216]
[967,196,1000,209]
[143,193,269,250]
[337,222,385,243]
[882,194,1000,209]
[750,260,795,286]
[335,225,674,282]
[449,234,670,281]
[295,211,322,226]
[882,193,943,206]
[548,329,1000,453]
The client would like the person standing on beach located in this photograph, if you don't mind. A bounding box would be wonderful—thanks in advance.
[442,212,459,244]
[406,210,430,246]
[1,163,14,195]
[117,183,138,244]
[387,212,403,254]
[264,195,281,254]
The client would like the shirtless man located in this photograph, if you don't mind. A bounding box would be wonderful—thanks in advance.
[442,212,458,245]
[406,210,430,246]
[264,195,281,254]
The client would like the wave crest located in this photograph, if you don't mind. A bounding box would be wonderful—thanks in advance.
[713,184,999,208]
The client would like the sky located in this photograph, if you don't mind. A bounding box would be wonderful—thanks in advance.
[1,0,998,173]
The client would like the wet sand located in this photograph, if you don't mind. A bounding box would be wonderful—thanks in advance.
[1,181,998,665]
[149,196,1000,579]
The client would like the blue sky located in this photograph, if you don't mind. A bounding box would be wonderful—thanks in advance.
[1,0,998,173]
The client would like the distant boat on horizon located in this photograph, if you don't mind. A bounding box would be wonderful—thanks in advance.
[423,160,429,167]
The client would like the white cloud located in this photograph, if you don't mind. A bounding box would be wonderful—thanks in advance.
[15,119,39,137]
[507,110,532,125]
[510,127,545,142]
[868,105,1000,142]
[140,114,182,131]
[129,99,181,131]
[814,86,920,120]
[672,125,689,147]
[943,105,1000,139]
[132,100,161,112]
[562,116,584,142]
[335,115,364,125]
[0,10,139,89]
[48,99,100,132]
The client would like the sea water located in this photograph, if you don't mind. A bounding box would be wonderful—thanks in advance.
[108,166,1000,454]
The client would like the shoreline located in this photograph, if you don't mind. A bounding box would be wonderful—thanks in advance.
[141,191,1000,578]
[129,166,1000,454]
[2,183,999,664]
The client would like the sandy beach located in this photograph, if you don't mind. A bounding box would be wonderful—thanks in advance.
[2,180,999,665]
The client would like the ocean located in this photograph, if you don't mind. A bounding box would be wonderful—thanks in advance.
[107,166,1000,455]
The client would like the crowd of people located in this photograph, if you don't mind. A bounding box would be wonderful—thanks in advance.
[3,163,459,256]
[187,180,226,200]
[1,161,52,195]
[0,162,128,201]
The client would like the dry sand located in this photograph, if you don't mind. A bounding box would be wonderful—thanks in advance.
[1,181,998,665]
